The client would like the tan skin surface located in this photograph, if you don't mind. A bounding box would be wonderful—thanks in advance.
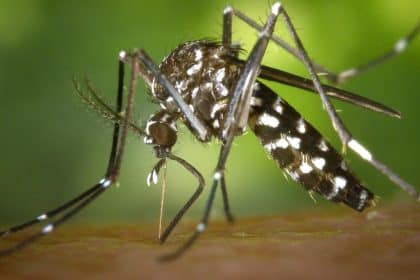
[0,202,419,280]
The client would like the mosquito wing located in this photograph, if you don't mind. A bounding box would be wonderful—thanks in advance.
[233,59,401,118]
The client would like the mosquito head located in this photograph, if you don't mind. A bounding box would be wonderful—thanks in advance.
[143,111,178,152]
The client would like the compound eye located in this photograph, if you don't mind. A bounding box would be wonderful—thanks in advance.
[148,122,177,148]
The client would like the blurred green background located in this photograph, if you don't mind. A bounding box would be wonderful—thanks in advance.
[0,0,419,226]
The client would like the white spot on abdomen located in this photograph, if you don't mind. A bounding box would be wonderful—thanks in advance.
[312,157,326,170]
[264,138,289,152]
[287,136,301,149]
[275,138,289,149]
[318,139,329,152]
[326,176,347,200]
[273,103,283,114]
[333,176,347,190]
[258,112,280,128]
[299,162,313,174]
[296,118,306,134]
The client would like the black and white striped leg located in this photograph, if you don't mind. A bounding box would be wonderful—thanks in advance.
[222,3,282,136]
[275,4,418,199]
[159,2,283,261]
[158,164,221,262]
[0,181,111,257]
[225,5,415,117]
[216,5,240,224]
[0,182,107,239]
[158,153,205,243]
[220,176,234,223]
[346,139,419,200]
[224,5,419,84]
[0,52,136,257]
[222,4,334,82]
[335,22,420,84]
[222,5,233,47]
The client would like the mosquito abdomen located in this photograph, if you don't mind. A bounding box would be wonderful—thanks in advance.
[248,82,374,211]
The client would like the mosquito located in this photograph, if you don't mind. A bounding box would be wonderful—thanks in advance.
[1,2,418,261]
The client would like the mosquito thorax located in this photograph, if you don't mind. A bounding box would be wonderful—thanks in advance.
[151,40,243,139]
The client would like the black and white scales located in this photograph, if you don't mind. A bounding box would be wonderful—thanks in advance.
[144,40,373,211]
